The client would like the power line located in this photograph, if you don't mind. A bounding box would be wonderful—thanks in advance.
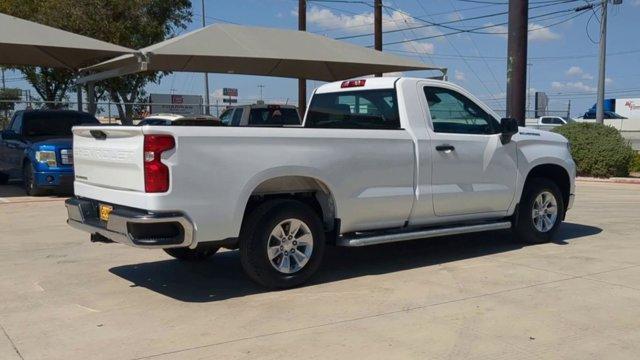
[335,0,587,40]
[380,5,596,47]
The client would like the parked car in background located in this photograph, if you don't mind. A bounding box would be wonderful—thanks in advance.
[0,110,100,195]
[137,114,221,126]
[66,77,575,289]
[219,104,301,127]
[525,116,575,130]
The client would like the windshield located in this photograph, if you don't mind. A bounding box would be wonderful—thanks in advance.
[248,108,300,126]
[22,112,99,137]
[219,109,233,125]
[138,118,171,126]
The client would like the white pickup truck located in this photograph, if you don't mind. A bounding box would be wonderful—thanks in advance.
[66,77,575,289]
[525,116,575,131]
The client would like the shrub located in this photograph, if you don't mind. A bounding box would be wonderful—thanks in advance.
[631,153,640,173]
[553,122,635,178]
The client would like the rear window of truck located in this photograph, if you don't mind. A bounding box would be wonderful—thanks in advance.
[306,89,400,130]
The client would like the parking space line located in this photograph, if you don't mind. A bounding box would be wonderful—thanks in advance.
[0,198,9,203]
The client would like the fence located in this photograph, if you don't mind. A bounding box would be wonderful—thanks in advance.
[0,98,298,125]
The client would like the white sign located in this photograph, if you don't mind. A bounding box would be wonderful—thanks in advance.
[149,94,203,115]
[616,98,640,120]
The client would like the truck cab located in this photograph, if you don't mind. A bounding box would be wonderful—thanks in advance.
[0,110,100,195]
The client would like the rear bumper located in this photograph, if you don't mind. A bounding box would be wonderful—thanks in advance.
[65,197,195,249]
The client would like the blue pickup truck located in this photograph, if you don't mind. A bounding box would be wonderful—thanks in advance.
[0,110,100,195]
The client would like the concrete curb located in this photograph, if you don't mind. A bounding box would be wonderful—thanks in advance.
[577,177,640,184]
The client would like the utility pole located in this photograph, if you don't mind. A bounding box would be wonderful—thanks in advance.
[202,0,211,115]
[595,0,609,125]
[526,63,532,116]
[567,99,571,118]
[374,0,383,77]
[506,0,528,126]
[298,0,307,117]
[258,84,265,101]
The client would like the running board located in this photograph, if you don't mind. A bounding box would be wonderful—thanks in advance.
[337,221,512,247]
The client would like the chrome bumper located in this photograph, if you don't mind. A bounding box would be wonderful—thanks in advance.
[65,197,195,249]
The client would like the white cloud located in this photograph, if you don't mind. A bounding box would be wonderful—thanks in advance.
[606,77,613,84]
[484,22,560,41]
[633,0,640,6]
[528,23,560,41]
[566,66,583,76]
[403,40,434,54]
[565,66,594,80]
[454,70,465,81]
[551,81,596,92]
[306,6,442,39]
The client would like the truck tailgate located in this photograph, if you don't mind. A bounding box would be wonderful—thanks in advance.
[72,126,145,192]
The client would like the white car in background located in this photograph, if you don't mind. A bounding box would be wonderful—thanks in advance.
[137,114,221,126]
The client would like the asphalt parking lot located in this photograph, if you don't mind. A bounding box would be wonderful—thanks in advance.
[1,181,639,360]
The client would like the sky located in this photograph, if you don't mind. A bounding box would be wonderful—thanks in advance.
[4,0,640,117]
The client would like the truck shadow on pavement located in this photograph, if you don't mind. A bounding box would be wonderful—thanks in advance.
[108,222,601,302]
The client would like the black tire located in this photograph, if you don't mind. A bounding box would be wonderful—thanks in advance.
[0,172,9,185]
[23,162,46,196]
[515,177,565,244]
[164,245,220,261]
[239,199,326,289]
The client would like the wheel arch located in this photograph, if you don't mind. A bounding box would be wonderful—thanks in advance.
[236,169,339,233]
[523,163,571,210]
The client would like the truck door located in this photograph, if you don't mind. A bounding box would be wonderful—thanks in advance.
[2,112,25,176]
[422,85,517,217]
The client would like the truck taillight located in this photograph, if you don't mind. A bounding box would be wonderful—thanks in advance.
[143,135,175,193]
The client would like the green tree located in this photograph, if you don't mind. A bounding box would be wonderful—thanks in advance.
[0,0,192,122]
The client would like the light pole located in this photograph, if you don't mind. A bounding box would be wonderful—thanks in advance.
[258,84,265,101]
[202,0,211,115]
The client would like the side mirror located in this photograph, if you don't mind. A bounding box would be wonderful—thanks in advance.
[500,118,518,143]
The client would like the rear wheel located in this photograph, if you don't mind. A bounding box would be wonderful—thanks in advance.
[23,163,46,196]
[239,199,325,289]
[164,245,220,261]
[515,178,565,244]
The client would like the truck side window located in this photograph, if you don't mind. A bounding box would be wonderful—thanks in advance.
[541,117,552,124]
[306,89,400,129]
[10,112,23,134]
[231,108,244,126]
[423,87,499,135]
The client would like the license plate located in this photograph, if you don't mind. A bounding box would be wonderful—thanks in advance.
[99,204,113,222]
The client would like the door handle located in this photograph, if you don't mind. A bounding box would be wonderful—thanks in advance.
[435,144,455,152]
[6,143,17,149]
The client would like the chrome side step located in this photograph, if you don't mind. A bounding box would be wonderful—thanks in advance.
[337,221,512,247]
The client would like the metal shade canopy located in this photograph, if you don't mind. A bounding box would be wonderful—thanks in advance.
[0,12,133,69]
[80,23,442,83]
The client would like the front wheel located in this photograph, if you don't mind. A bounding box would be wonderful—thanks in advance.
[515,178,565,244]
[239,200,326,289]
[23,163,46,196]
